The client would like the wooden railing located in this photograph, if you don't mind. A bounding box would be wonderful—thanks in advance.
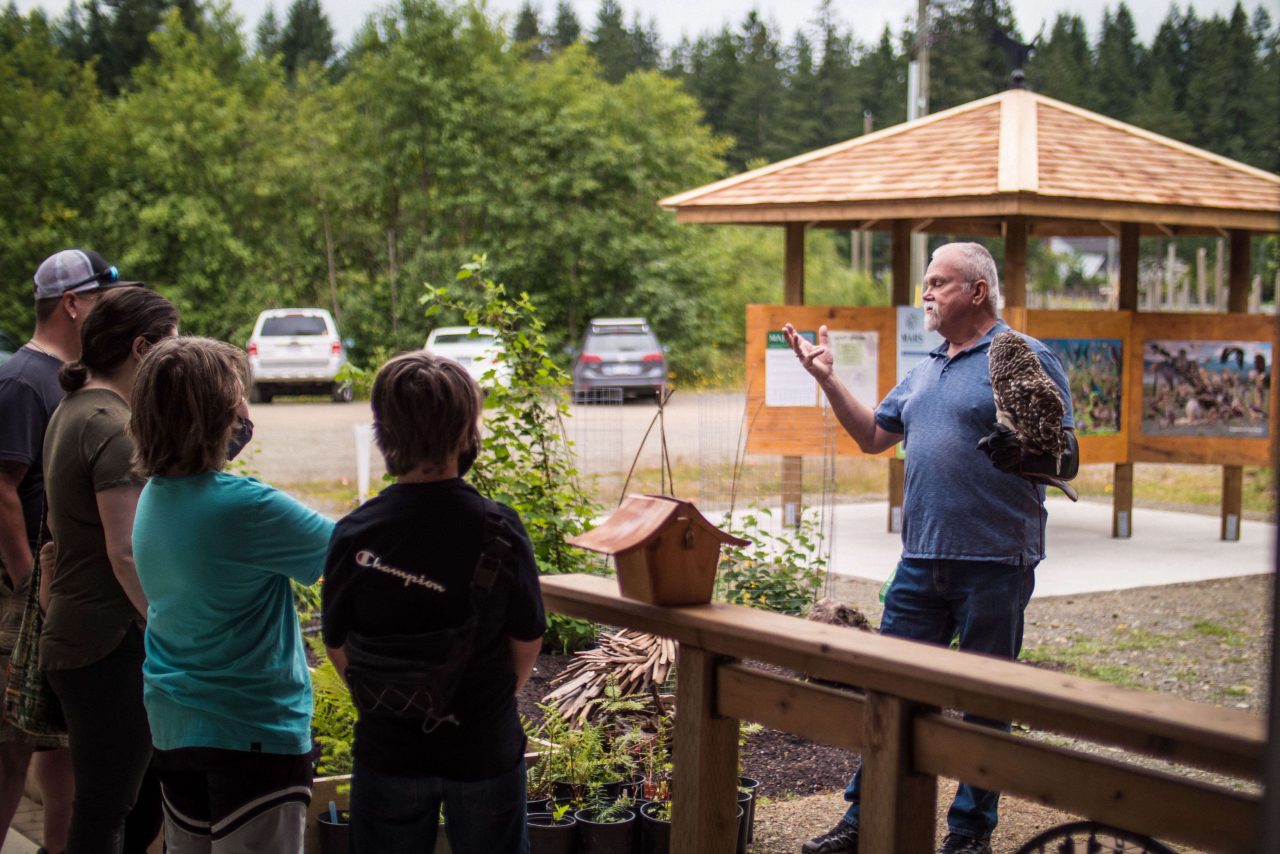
[540,574,1267,854]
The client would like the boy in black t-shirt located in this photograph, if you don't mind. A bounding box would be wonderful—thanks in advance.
[323,352,545,854]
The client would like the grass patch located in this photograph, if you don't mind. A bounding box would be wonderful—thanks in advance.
[1190,620,1246,647]
[1074,464,1274,516]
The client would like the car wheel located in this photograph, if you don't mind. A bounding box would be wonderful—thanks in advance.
[250,384,270,404]
[331,381,354,403]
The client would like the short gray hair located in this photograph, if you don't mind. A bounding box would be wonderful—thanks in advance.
[935,242,1001,314]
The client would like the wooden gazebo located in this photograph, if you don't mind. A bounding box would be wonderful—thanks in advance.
[660,87,1280,542]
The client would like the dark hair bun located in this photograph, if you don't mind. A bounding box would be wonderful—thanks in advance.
[58,360,89,392]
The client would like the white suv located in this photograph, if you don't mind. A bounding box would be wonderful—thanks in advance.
[247,308,350,403]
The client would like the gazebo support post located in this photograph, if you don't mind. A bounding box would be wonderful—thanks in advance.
[1114,223,1140,538]
[1003,216,1028,312]
[888,220,913,533]
[783,223,806,528]
[1222,230,1251,541]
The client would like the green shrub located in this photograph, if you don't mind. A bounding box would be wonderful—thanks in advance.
[715,509,826,615]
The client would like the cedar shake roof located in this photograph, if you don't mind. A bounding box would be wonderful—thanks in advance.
[660,89,1280,235]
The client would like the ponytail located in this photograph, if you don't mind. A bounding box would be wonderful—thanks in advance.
[58,360,89,392]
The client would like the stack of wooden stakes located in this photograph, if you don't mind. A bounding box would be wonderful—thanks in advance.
[543,629,676,722]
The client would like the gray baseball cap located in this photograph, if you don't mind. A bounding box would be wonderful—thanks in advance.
[33,249,144,301]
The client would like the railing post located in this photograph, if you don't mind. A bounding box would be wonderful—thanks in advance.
[672,645,738,854]
[859,692,937,853]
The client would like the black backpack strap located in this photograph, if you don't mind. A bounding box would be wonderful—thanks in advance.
[469,498,516,597]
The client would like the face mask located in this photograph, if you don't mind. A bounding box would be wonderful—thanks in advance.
[227,416,254,461]
[457,440,479,478]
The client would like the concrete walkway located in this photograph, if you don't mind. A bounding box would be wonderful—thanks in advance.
[824,497,1275,596]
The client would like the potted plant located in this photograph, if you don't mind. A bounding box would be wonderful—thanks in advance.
[574,795,636,854]
[528,803,577,854]
[638,797,671,854]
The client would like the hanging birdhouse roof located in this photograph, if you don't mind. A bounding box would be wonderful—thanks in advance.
[567,495,748,556]
[659,88,1280,236]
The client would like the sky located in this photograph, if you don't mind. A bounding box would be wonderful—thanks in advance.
[12,0,1268,49]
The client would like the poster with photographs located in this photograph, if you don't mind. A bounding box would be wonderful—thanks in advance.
[1044,338,1124,436]
[1142,339,1271,438]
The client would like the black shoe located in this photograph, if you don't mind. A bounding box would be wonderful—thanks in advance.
[801,819,859,853]
[937,832,993,854]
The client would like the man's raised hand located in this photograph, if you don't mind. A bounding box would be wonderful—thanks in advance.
[783,323,834,381]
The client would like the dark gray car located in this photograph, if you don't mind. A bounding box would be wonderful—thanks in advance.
[572,318,667,403]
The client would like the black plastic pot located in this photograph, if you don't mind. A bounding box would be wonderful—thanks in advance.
[736,789,753,854]
[638,801,670,854]
[528,812,577,854]
[527,796,552,815]
[739,776,760,844]
[316,809,350,854]
[574,806,636,854]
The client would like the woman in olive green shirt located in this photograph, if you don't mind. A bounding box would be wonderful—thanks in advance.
[42,287,177,854]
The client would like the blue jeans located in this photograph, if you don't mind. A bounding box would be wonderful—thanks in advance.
[350,757,529,854]
[842,558,1036,840]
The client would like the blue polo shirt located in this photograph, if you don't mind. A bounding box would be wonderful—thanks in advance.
[875,321,1073,565]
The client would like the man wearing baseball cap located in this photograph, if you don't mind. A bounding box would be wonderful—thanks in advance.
[0,248,143,852]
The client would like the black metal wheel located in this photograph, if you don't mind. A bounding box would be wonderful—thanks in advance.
[1015,821,1178,854]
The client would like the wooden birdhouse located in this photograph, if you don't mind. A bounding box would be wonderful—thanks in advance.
[566,495,748,606]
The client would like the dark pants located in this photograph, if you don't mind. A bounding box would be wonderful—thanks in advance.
[350,757,529,854]
[842,558,1036,841]
[46,625,160,854]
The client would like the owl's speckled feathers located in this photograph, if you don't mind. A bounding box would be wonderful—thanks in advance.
[988,331,1066,468]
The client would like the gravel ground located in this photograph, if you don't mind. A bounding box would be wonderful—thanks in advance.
[521,573,1274,853]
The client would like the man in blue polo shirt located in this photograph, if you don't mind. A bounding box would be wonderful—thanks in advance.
[786,242,1077,854]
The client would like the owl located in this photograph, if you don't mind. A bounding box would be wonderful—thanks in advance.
[987,331,1067,470]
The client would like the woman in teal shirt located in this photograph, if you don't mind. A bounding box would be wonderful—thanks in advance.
[130,337,333,853]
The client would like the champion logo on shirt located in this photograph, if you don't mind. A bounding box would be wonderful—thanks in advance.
[354,550,447,592]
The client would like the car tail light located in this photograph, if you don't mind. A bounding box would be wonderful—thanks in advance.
[331,341,342,355]
[247,341,258,357]
[641,352,664,362]
[579,354,602,364]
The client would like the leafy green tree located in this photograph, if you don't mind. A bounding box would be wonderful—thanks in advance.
[549,0,580,49]
[0,9,109,340]
[1184,4,1266,165]
[626,13,660,72]
[279,0,335,75]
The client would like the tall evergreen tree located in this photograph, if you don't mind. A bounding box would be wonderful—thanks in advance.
[549,0,580,49]
[1130,66,1194,141]
[256,4,281,58]
[589,0,632,83]
[513,1,546,58]
[1184,4,1262,164]
[812,0,861,146]
[724,11,787,166]
[1147,5,1196,113]
[279,0,334,75]
[1026,13,1092,105]
[1092,3,1147,120]
[684,27,739,146]
[854,26,906,130]
[927,0,1020,111]
[627,14,660,72]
